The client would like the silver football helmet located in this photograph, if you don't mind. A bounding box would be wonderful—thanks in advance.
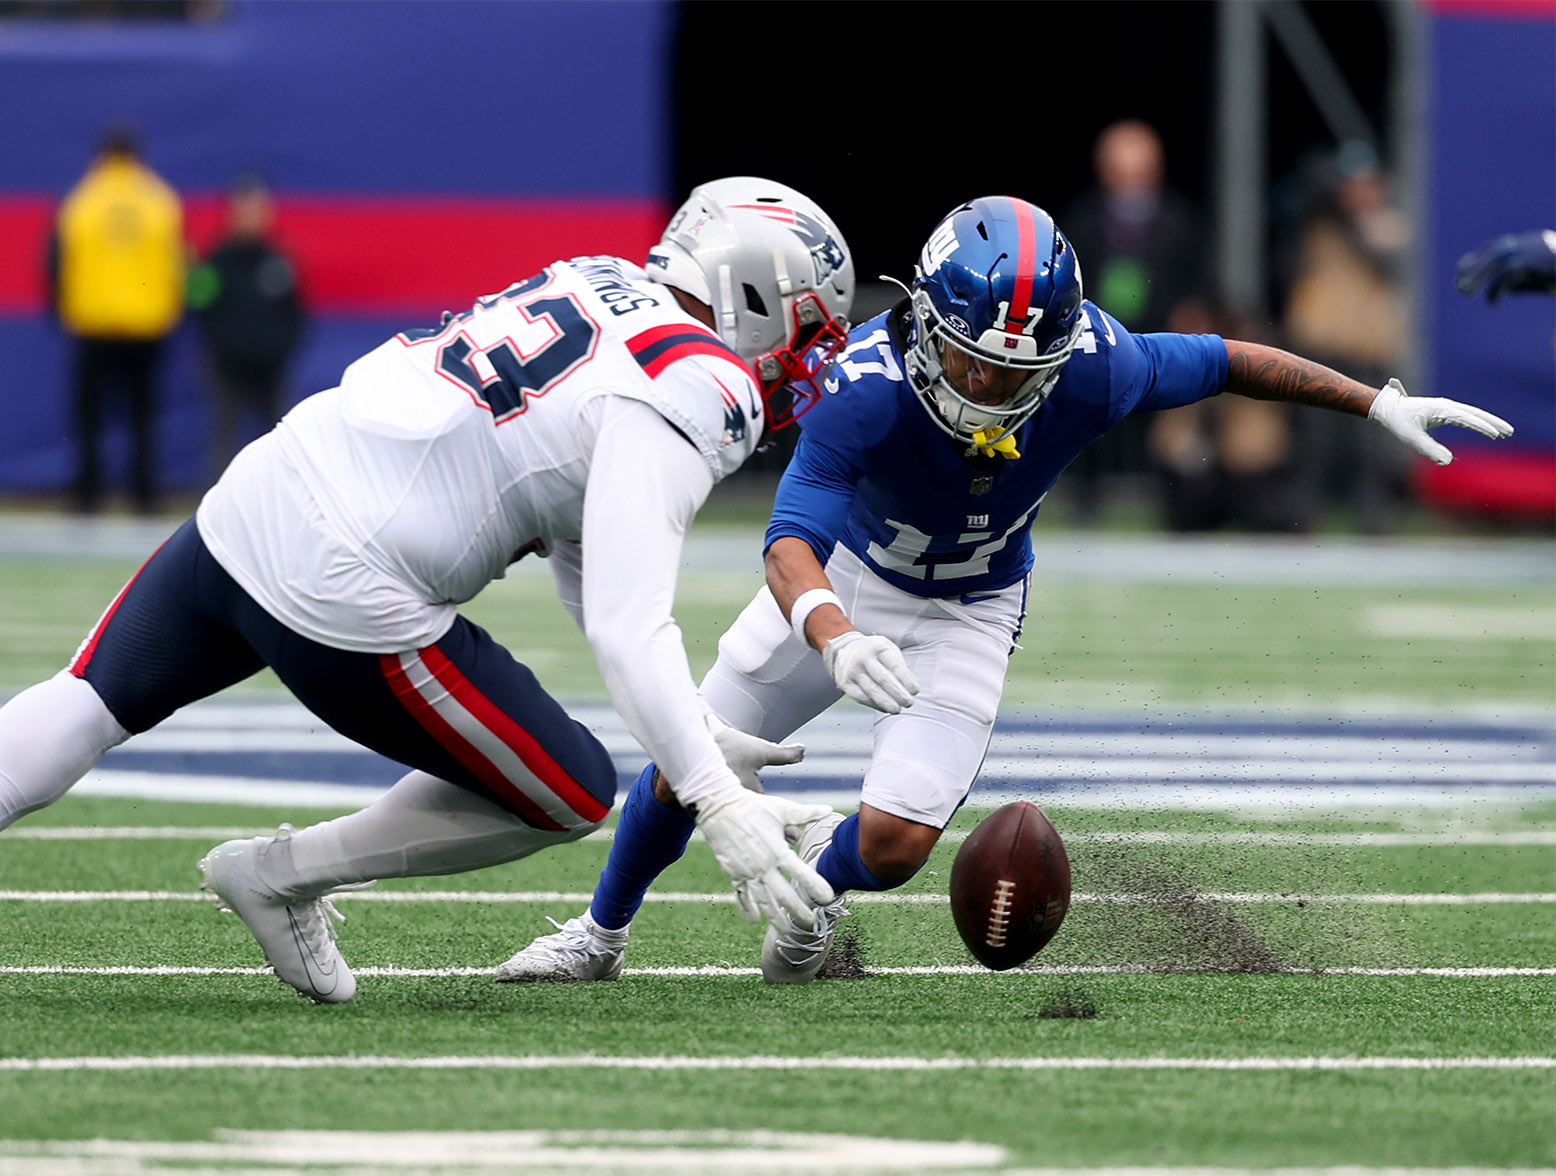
[647,176,854,427]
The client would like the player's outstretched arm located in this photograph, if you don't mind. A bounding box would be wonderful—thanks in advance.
[766,537,919,714]
[1222,340,1513,466]
[578,400,834,930]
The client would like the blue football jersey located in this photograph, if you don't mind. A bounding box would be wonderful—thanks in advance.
[764,301,1228,598]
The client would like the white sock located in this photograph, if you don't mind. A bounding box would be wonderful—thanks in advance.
[581,911,628,945]
[0,672,130,831]
[273,770,596,896]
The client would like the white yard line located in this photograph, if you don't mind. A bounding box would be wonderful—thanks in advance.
[4,827,275,841]
[0,1053,1550,1073]
[1,964,1551,978]
[61,772,1556,812]
[0,1130,1552,1176]
[0,1128,1002,1173]
[10,826,1556,847]
[2,889,1551,905]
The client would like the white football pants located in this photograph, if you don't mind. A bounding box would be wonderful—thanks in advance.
[700,544,1026,829]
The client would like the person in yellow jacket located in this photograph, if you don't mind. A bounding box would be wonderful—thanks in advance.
[49,124,185,515]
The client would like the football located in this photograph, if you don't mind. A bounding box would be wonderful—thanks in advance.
[949,801,1071,970]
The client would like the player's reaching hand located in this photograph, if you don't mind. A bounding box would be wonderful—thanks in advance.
[1455,230,1556,303]
[823,630,920,714]
[692,788,836,932]
[1367,378,1514,466]
[706,712,803,792]
[1222,342,1515,468]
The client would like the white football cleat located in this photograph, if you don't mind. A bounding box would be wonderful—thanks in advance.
[762,810,848,985]
[199,826,360,1004]
[495,912,627,983]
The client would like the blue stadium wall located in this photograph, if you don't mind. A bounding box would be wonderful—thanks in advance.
[0,0,671,494]
[1420,0,1555,515]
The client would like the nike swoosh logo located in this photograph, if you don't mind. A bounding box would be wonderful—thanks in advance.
[287,906,339,995]
[959,592,1001,605]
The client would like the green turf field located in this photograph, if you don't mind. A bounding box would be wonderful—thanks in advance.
[2,527,1552,713]
[1,518,1552,1172]
[1,796,1552,1171]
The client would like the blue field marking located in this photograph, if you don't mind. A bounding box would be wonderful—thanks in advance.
[65,697,1556,811]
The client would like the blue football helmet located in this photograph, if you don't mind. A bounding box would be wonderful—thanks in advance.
[902,197,1084,448]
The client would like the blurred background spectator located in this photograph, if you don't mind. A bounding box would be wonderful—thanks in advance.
[1146,306,1310,534]
[47,122,185,516]
[1065,120,1215,339]
[1275,141,1412,533]
[1062,120,1216,527]
[188,173,304,483]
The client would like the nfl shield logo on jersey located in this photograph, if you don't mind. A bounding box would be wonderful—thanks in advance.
[969,475,994,495]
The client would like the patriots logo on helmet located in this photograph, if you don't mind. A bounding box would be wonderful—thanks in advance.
[802,226,848,285]
[731,203,846,285]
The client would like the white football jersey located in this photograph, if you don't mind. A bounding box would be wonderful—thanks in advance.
[197,256,764,653]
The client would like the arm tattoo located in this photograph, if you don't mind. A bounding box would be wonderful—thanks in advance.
[1224,341,1376,417]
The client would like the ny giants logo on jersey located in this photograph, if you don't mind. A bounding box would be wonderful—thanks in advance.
[731,204,846,285]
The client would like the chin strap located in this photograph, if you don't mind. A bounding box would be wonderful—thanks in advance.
[967,428,1021,460]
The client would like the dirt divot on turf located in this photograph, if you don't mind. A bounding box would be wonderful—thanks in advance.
[1065,815,1401,973]
[818,921,870,979]
[1032,987,1100,1019]
[1111,858,1287,973]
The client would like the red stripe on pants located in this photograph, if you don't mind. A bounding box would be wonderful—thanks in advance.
[418,645,608,826]
[378,652,568,832]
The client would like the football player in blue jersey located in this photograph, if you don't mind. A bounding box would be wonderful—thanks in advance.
[499,195,1515,985]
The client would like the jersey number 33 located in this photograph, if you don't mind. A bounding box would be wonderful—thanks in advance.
[399,270,601,423]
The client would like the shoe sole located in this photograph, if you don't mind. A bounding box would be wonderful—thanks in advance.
[494,959,624,984]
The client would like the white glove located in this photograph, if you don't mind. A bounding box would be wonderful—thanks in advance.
[1367,378,1514,466]
[822,630,920,714]
[693,787,836,933]
[706,713,804,793]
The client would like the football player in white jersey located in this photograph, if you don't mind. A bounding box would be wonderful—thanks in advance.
[0,177,855,1003]
[500,195,1515,986]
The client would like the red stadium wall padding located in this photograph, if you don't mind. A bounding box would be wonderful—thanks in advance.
[0,195,668,316]
[1415,453,1556,519]
[1422,3,1555,517]
[0,0,672,493]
